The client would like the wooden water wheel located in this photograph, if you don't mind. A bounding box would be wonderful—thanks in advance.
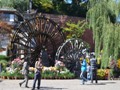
[10,15,65,65]
[55,38,89,76]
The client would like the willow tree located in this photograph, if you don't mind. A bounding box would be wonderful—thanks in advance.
[87,0,120,68]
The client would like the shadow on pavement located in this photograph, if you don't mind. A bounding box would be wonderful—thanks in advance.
[86,81,116,85]
[0,79,2,82]
[20,86,67,90]
[86,83,106,85]
[40,86,67,90]
[104,81,116,84]
[25,86,67,90]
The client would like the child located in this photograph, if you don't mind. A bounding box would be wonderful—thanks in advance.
[87,63,91,80]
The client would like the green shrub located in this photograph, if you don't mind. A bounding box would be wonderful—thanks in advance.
[0,71,7,77]
[0,60,8,65]
[0,55,9,61]
[42,70,56,79]
[29,72,34,79]
[0,60,8,70]
[97,69,106,80]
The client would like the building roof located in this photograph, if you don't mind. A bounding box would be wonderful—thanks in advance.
[0,8,17,13]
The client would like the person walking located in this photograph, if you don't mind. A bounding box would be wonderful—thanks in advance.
[41,47,49,67]
[19,57,30,88]
[87,63,91,80]
[31,57,43,90]
[80,55,87,85]
[90,54,98,83]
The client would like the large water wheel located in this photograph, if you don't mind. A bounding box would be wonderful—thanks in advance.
[10,15,65,65]
[55,38,89,76]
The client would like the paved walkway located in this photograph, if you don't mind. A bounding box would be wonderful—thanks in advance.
[0,79,120,90]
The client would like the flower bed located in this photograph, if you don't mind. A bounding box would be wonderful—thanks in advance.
[0,66,75,79]
[41,67,75,79]
[0,57,75,80]
[97,69,110,80]
[0,68,117,80]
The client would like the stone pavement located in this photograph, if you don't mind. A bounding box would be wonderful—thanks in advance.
[0,79,120,90]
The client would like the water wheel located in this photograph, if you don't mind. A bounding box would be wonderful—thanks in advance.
[10,15,65,65]
[55,38,89,76]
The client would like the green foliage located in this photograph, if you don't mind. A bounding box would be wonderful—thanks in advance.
[33,0,87,17]
[28,72,34,79]
[0,0,13,8]
[42,70,57,79]
[87,0,120,68]
[0,59,8,70]
[6,72,14,77]
[63,20,88,39]
[0,0,88,17]
[33,0,53,8]
[60,71,75,79]
[97,69,106,80]
[0,70,23,78]
[0,55,9,60]
[1,67,75,79]
[33,0,54,13]
[0,71,7,77]
[41,69,75,79]
[0,59,8,65]
[12,0,29,12]
[0,0,29,12]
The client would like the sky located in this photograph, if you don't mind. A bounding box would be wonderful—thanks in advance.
[115,0,120,3]
[64,0,72,4]
[64,0,88,4]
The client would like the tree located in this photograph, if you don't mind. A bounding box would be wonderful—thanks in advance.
[52,0,88,17]
[12,0,29,12]
[32,0,54,13]
[87,0,120,68]
[0,0,13,8]
[32,0,88,17]
[63,20,88,39]
[0,0,29,12]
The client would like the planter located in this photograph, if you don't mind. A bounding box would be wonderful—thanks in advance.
[2,76,7,79]
[14,76,18,80]
[7,76,10,79]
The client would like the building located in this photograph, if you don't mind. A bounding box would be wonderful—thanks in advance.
[0,8,22,55]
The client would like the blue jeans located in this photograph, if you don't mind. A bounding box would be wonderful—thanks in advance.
[80,71,87,84]
[32,71,41,89]
[87,72,91,80]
